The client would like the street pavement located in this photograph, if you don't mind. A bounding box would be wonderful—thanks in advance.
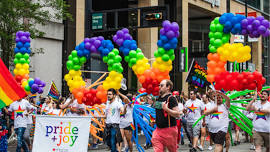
[7,132,265,152]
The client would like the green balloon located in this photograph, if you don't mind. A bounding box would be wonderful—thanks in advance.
[214,39,222,47]
[170,55,175,61]
[222,36,229,43]
[136,53,144,60]
[128,62,133,67]
[68,55,73,60]
[23,54,29,60]
[28,78,34,82]
[115,55,122,63]
[214,32,223,39]
[66,60,73,67]
[154,51,160,58]
[168,49,174,56]
[129,51,137,58]
[216,24,224,32]
[73,57,79,64]
[108,52,115,59]
[210,38,215,45]
[108,66,113,71]
[118,67,123,73]
[209,45,216,53]
[107,59,114,65]
[210,24,216,32]
[136,48,142,53]
[71,50,77,57]
[112,49,119,55]
[130,58,137,65]
[24,85,31,91]
[124,56,130,62]
[208,32,214,38]
[162,54,170,62]
[158,48,165,55]
[19,58,26,64]
[79,57,86,64]
[14,58,19,65]
[15,53,22,59]
[73,65,81,71]
[26,59,30,64]
[103,56,108,63]
[214,17,220,24]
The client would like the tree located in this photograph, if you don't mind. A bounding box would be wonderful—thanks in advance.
[0,0,72,68]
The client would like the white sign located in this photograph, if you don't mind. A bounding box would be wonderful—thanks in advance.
[202,0,220,7]
[32,115,91,152]
[248,36,258,42]
[234,35,245,43]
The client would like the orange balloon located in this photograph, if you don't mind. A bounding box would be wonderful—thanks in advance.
[214,68,222,75]
[157,75,163,82]
[217,61,226,68]
[144,69,152,77]
[207,75,215,83]
[207,53,213,60]
[207,69,215,75]
[138,75,145,83]
[211,53,220,62]
[96,91,102,98]
[207,61,216,69]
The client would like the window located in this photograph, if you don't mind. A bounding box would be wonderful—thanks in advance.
[262,36,270,85]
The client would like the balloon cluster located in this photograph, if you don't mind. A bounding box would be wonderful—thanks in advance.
[82,88,101,106]
[113,28,133,48]
[217,43,251,63]
[219,13,246,34]
[157,21,179,50]
[154,48,175,62]
[22,78,45,94]
[209,17,231,53]
[66,50,87,71]
[13,31,46,94]
[206,53,226,83]
[78,37,104,55]
[98,40,114,57]
[120,40,137,56]
[241,16,270,38]
[103,71,123,90]
[102,49,123,73]
[214,71,266,91]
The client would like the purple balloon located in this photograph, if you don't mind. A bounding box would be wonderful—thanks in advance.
[247,17,255,24]
[116,39,124,46]
[124,33,131,40]
[26,38,31,43]
[263,29,270,37]
[241,29,248,35]
[20,36,28,43]
[15,38,20,43]
[258,25,267,34]
[166,30,175,39]
[84,42,91,50]
[116,31,124,38]
[90,45,96,52]
[252,30,260,38]
[241,19,248,28]
[122,28,129,34]
[162,20,171,27]
[40,82,46,87]
[252,20,260,28]
[89,37,96,43]
[175,31,180,37]
[261,20,270,29]
[247,25,253,32]
[25,32,30,38]
[256,16,264,21]
[38,88,44,94]
[84,38,91,43]
[93,40,101,48]
[34,78,41,85]
[126,35,133,40]
[97,36,104,41]
[113,35,117,42]
[32,84,39,91]
[171,22,179,32]
[160,28,165,35]
[16,31,24,37]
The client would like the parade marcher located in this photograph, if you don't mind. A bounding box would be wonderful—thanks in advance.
[180,91,192,146]
[247,90,270,152]
[8,97,34,152]
[151,79,182,152]
[104,88,124,152]
[204,91,230,152]
[184,90,205,152]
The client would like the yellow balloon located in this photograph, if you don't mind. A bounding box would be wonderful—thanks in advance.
[69,70,76,76]
[18,69,26,75]
[23,64,29,70]
[15,64,22,69]
[22,81,28,87]
[14,69,18,75]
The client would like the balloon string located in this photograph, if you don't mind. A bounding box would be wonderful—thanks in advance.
[87,73,107,89]
[81,70,109,73]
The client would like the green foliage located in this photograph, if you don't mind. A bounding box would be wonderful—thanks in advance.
[0,0,72,67]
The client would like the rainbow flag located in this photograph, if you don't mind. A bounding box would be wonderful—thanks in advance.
[130,123,135,130]
[149,114,155,123]
[254,112,266,120]
[0,58,26,109]
[48,81,60,101]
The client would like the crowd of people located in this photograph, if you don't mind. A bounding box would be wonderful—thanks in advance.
[0,79,269,152]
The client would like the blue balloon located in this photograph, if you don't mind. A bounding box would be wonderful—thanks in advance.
[123,40,131,48]
[157,40,163,47]
[26,49,31,54]
[219,16,227,24]
[79,43,85,50]
[108,44,114,51]
[16,42,23,48]
[14,47,19,53]
[83,49,90,56]
[223,28,230,33]
[29,80,35,87]
[160,35,168,43]
[226,13,234,20]
[231,16,238,25]
[24,42,30,48]
[130,43,137,50]
[123,48,130,56]
[103,48,109,56]
[77,50,83,57]
[75,45,79,51]
[30,88,36,94]
[119,46,124,52]
[164,43,171,50]
[234,23,241,31]
[231,28,237,35]
[170,37,178,45]
[20,47,27,54]
[224,21,232,30]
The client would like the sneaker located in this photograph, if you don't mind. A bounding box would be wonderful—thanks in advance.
[197,145,204,151]
[91,143,98,149]
[121,146,127,152]
[208,146,213,150]
[250,144,255,150]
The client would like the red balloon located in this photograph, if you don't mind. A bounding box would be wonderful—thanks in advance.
[215,74,222,82]
[226,74,233,81]
[247,74,255,83]
[261,77,266,85]
[231,80,239,90]
[242,79,248,84]
[138,88,146,93]
[237,74,244,81]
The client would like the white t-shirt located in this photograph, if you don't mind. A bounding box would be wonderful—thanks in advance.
[41,103,50,115]
[105,99,123,124]
[204,102,214,124]
[120,105,133,128]
[8,99,33,128]
[177,103,184,119]
[185,99,205,123]
[208,104,229,133]
[252,101,270,133]
[64,98,85,116]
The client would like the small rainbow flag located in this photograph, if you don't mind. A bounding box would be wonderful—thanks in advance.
[211,111,223,119]
[0,58,27,109]
[149,114,155,123]
[130,123,135,131]
[29,94,37,99]
[48,81,60,101]
[254,112,266,120]
[120,112,125,118]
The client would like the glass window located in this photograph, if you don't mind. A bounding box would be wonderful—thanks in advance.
[239,0,261,10]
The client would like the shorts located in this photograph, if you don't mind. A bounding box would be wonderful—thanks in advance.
[210,131,226,145]
[124,126,132,131]
[187,121,201,137]
[253,131,270,148]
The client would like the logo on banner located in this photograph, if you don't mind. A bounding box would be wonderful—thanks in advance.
[45,121,79,150]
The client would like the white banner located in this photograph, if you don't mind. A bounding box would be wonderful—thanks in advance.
[32,115,91,152]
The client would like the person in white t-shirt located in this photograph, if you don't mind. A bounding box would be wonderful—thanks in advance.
[204,91,230,152]
[8,97,34,152]
[247,90,270,152]
[183,90,205,152]
[41,97,52,115]
[60,94,86,116]
[105,88,124,152]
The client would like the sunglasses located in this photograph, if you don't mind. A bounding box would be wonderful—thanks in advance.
[107,93,113,96]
